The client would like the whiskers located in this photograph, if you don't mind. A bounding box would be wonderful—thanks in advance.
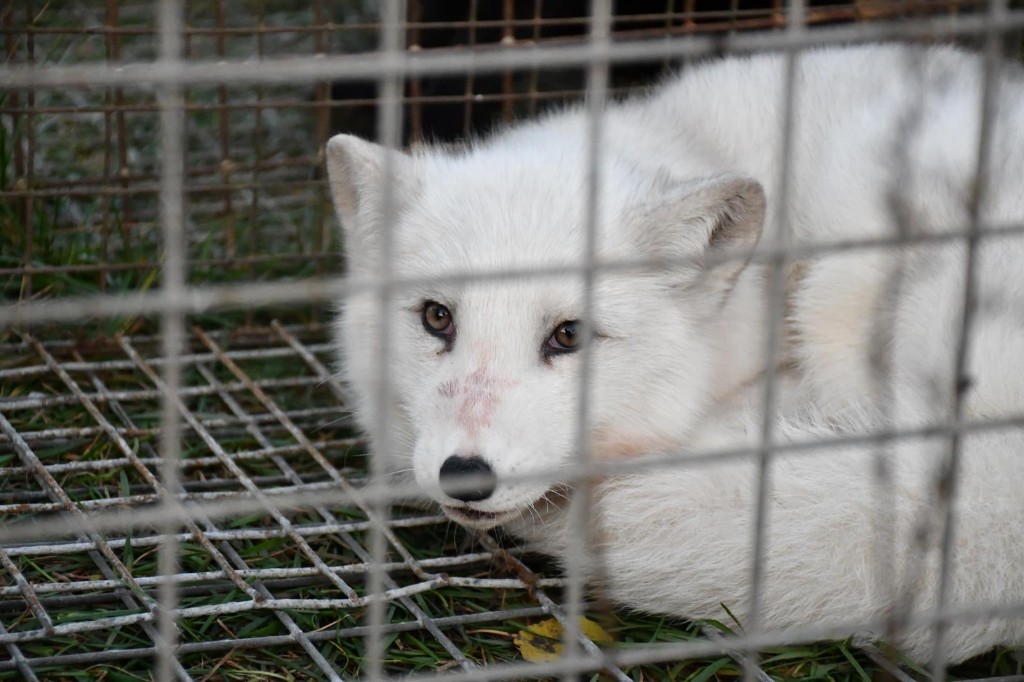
[543,484,573,505]
[315,368,346,390]
[311,412,357,434]
[508,483,575,534]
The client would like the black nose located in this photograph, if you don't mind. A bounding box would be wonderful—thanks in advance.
[439,455,496,502]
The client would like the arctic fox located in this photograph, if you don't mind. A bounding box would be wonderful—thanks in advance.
[325,44,1024,664]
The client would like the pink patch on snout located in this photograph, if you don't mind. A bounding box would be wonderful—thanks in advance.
[436,367,518,437]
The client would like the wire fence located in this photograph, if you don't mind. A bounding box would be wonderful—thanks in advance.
[3,1,1024,680]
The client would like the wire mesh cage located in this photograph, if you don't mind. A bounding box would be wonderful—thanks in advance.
[3,1,1024,680]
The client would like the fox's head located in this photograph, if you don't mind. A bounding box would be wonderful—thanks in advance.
[325,132,766,530]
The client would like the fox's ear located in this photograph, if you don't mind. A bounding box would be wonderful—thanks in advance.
[325,134,419,269]
[633,173,765,288]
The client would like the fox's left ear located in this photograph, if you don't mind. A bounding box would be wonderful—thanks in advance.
[631,172,766,291]
[325,134,420,271]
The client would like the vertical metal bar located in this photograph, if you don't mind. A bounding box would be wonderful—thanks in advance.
[745,1,805,679]
[929,0,1006,677]
[684,0,697,31]
[366,1,406,677]
[407,0,423,143]
[3,2,22,222]
[246,0,266,327]
[501,0,515,123]
[662,0,677,78]
[156,0,187,679]
[463,0,479,138]
[183,0,193,63]
[111,0,131,240]
[100,2,116,292]
[20,0,35,303]
[526,0,542,116]
[313,0,331,265]
[215,0,235,258]
[561,0,612,675]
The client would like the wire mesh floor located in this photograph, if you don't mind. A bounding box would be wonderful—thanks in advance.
[1,322,1019,681]
[0,322,607,680]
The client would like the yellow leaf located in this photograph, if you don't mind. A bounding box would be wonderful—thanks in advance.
[514,617,614,662]
[514,628,562,663]
[578,617,615,645]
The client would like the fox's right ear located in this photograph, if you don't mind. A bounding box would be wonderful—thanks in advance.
[325,134,419,268]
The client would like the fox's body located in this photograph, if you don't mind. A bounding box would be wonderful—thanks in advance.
[326,45,1024,663]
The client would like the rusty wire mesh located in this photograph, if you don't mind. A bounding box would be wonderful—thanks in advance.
[0,0,993,305]
[2,0,1024,680]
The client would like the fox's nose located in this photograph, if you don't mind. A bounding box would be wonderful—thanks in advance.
[439,455,496,502]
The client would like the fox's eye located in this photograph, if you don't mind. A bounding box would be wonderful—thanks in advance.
[545,320,581,356]
[422,301,455,338]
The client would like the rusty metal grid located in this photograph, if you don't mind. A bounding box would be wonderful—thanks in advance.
[0,0,988,302]
[3,0,1024,680]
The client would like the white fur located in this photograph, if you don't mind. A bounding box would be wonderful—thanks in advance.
[326,45,1024,663]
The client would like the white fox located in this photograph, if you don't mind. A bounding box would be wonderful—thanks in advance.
[325,44,1024,664]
